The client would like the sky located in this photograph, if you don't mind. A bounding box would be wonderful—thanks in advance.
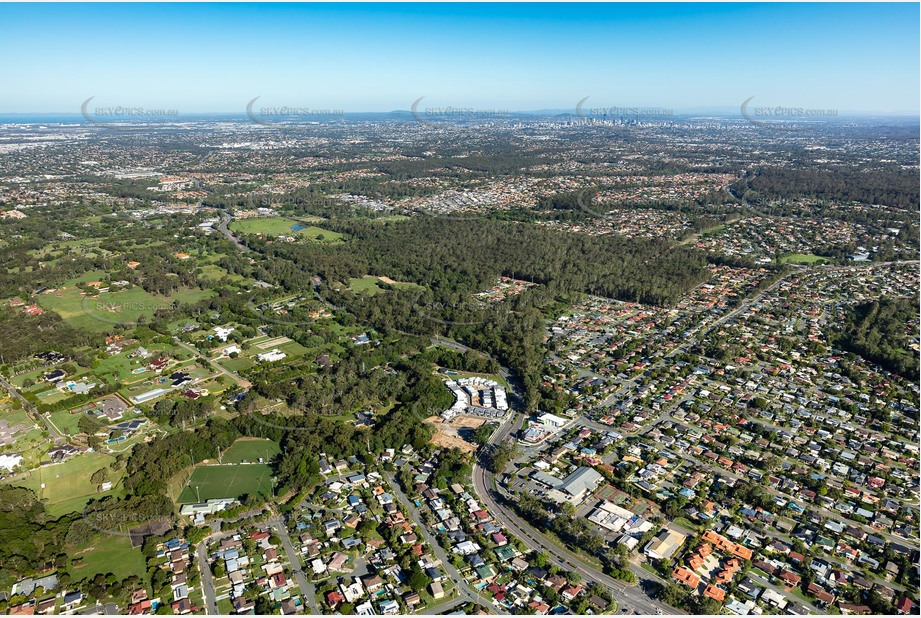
[0,3,918,115]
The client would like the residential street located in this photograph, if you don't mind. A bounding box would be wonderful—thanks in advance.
[385,470,480,608]
[268,518,321,614]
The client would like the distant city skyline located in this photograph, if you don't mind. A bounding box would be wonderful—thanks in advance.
[0,3,918,115]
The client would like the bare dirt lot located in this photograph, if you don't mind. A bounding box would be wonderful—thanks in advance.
[424,415,485,453]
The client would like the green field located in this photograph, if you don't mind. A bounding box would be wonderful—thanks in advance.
[221,438,281,464]
[71,534,149,585]
[48,409,85,435]
[780,253,827,265]
[177,463,273,503]
[349,276,386,295]
[220,356,256,373]
[348,276,419,296]
[37,271,214,333]
[198,263,249,284]
[28,238,108,261]
[230,217,343,242]
[5,451,121,516]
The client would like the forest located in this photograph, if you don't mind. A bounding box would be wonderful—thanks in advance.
[733,167,920,210]
[236,217,710,409]
[831,296,920,379]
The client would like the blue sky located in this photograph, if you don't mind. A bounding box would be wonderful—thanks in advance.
[0,3,917,114]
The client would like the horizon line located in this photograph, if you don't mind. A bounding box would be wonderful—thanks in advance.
[0,109,919,118]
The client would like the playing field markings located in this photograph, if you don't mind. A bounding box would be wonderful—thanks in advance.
[227,464,240,493]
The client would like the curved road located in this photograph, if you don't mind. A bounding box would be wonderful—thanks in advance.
[472,418,682,615]
[430,335,680,613]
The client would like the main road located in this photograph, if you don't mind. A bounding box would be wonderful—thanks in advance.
[430,335,681,613]
[472,417,683,615]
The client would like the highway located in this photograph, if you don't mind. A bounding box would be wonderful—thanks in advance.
[472,416,683,615]
[431,334,680,613]
[215,211,252,253]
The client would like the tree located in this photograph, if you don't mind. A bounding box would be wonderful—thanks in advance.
[485,439,518,473]
[408,565,431,591]
[91,468,109,485]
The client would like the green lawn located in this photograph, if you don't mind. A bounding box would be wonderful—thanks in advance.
[348,275,421,295]
[198,263,248,284]
[71,534,149,585]
[780,253,827,265]
[48,409,85,435]
[348,276,385,295]
[220,356,255,373]
[294,225,345,242]
[37,271,214,333]
[671,517,700,533]
[177,463,273,503]
[230,217,343,242]
[277,340,310,357]
[4,451,121,516]
[220,438,281,464]
[93,351,152,385]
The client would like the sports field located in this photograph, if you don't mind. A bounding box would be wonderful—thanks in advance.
[780,253,827,265]
[177,463,273,503]
[4,451,122,517]
[221,438,281,464]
